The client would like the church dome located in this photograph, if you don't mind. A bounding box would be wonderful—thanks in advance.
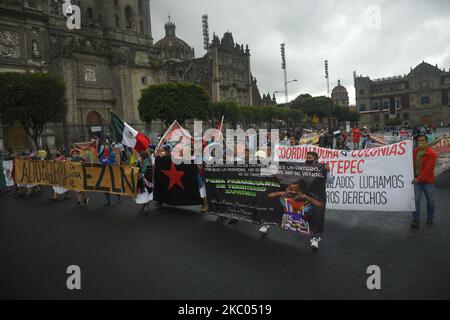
[331,80,348,99]
[155,20,195,62]
[331,80,349,106]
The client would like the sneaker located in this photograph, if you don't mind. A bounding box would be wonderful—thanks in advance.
[84,198,90,205]
[426,219,433,225]
[259,225,269,234]
[411,220,420,228]
[310,237,320,250]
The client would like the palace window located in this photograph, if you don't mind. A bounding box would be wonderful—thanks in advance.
[421,96,430,104]
[444,77,450,85]
[382,99,390,109]
[371,101,380,110]
[359,104,366,112]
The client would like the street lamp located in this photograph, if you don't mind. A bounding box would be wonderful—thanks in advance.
[274,79,298,106]
[280,43,297,107]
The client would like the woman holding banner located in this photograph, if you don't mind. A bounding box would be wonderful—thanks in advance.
[136,151,153,214]
[71,149,90,207]
[50,152,71,201]
[100,142,122,207]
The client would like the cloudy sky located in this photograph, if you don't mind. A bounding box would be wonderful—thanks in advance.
[150,0,450,104]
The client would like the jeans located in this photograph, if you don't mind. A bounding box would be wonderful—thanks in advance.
[413,183,435,222]
[311,207,325,238]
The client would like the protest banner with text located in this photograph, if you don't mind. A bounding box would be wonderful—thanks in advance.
[274,140,415,212]
[205,162,326,235]
[13,160,138,197]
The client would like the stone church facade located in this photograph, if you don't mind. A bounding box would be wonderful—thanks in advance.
[0,0,263,152]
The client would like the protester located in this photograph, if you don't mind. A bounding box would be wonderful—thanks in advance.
[289,136,298,146]
[426,130,436,143]
[279,132,289,145]
[50,152,70,201]
[135,150,153,214]
[352,125,360,150]
[325,129,334,149]
[361,127,371,149]
[24,151,41,199]
[215,143,244,225]
[411,134,437,228]
[335,135,346,150]
[412,126,420,148]
[305,151,333,250]
[318,130,326,148]
[100,142,122,207]
[70,150,89,207]
[342,130,349,145]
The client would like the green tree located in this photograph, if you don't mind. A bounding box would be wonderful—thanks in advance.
[0,72,67,150]
[208,101,242,127]
[138,82,210,126]
[260,105,278,130]
[291,95,335,120]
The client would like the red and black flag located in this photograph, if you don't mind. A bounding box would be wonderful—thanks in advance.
[153,155,202,206]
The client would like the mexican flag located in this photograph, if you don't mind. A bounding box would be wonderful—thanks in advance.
[110,112,150,153]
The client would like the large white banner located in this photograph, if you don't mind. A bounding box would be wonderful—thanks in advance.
[274,141,415,212]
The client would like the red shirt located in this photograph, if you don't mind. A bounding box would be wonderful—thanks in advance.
[413,147,437,184]
[352,128,360,142]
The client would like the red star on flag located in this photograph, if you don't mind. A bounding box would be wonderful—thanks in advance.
[162,162,185,191]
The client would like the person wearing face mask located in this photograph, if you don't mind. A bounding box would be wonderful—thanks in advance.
[411,134,437,228]
[305,151,333,250]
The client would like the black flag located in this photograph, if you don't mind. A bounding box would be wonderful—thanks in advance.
[153,155,202,206]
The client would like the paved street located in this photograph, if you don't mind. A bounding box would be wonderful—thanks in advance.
[1,170,450,300]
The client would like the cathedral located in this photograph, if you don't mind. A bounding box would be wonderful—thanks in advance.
[0,0,264,151]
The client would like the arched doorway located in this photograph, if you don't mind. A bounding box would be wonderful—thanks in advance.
[86,111,102,126]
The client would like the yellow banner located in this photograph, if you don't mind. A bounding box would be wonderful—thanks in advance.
[14,160,139,197]
[300,134,320,145]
